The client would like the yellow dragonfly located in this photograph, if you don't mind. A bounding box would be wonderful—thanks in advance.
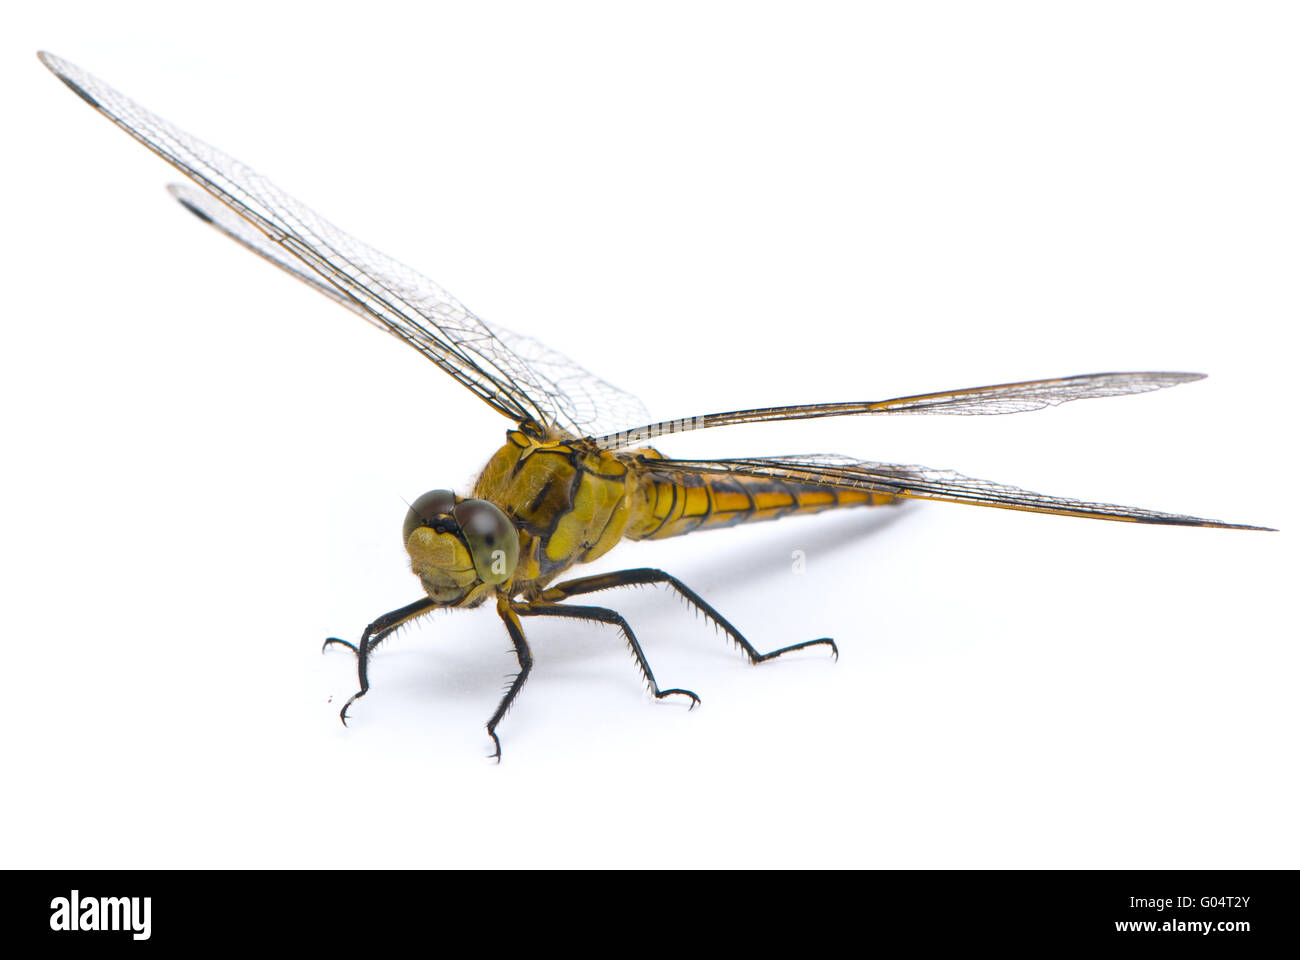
[39,52,1271,760]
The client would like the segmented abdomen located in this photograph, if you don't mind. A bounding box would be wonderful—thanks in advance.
[625,465,895,541]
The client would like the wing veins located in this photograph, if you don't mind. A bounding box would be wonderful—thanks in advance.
[595,372,1206,448]
[61,63,538,424]
[650,454,1272,530]
[39,51,649,435]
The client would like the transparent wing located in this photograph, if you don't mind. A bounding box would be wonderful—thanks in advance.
[649,454,1272,530]
[594,372,1204,448]
[40,51,647,437]
[167,183,649,433]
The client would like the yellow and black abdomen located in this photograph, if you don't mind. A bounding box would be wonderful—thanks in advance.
[624,460,895,541]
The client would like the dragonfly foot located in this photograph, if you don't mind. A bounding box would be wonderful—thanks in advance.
[656,688,701,709]
[322,636,359,655]
[339,690,366,726]
[752,637,839,664]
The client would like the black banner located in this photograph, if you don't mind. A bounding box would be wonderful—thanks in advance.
[1,870,1289,948]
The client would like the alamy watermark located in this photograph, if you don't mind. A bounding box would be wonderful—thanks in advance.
[50,890,151,941]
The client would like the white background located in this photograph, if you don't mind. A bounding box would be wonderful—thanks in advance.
[2,2,1294,868]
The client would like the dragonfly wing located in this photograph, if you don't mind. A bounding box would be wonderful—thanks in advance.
[41,52,647,437]
[479,325,650,439]
[168,183,650,435]
[650,454,1272,530]
[167,183,354,310]
[595,372,1205,448]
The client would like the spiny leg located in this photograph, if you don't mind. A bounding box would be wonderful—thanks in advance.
[538,567,838,663]
[515,602,700,708]
[489,600,533,763]
[322,597,439,725]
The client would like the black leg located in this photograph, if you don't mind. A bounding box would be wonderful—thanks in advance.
[489,600,533,763]
[538,567,838,663]
[515,602,700,708]
[322,596,439,725]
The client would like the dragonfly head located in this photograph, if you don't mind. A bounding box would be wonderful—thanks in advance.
[403,489,520,603]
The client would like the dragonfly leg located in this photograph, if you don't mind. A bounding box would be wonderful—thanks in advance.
[539,568,838,664]
[488,601,533,763]
[322,597,438,725]
[515,602,701,708]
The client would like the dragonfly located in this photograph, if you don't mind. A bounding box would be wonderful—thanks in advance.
[39,52,1271,760]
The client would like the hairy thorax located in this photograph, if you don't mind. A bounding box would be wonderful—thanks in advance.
[472,430,650,598]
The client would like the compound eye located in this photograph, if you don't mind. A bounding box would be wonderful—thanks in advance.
[403,489,459,544]
[453,499,519,585]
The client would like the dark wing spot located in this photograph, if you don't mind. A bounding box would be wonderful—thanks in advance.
[58,75,101,110]
[177,196,215,225]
